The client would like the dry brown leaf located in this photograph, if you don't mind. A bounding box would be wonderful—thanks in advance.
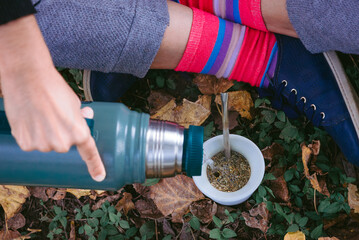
[0,185,30,219]
[69,221,76,240]
[242,202,270,234]
[91,194,121,211]
[318,238,339,240]
[215,91,253,120]
[135,198,164,219]
[308,174,330,197]
[193,74,233,95]
[148,175,204,223]
[147,90,175,115]
[301,145,312,178]
[28,187,49,202]
[348,184,359,213]
[151,98,211,128]
[115,192,135,216]
[214,111,239,130]
[133,183,150,197]
[0,230,21,240]
[309,140,321,156]
[284,231,306,240]
[8,213,26,230]
[46,188,66,200]
[196,95,212,111]
[269,175,290,202]
[190,199,217,224]
[66,189,92,199]
[261,142,285,162]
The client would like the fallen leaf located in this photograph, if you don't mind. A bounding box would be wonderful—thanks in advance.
[28,187,49,202]
[135,198,164,219]
[242,202,270,234]
[348,184,359,213]
[309,140,321,156]
[301,144,312,178]
[269,175,290,202]
[69,221,76,240]
[318,238,339,240]
[214,111,239,130]
[0,230,21,240]
[46,188,66,201]
[148,175,204,223]
[133,183,150,197]
[8,213,26,230]
[284,231,306,240]
[66,189,92,199]
[91,194,121,211]
[147,90,175,115]
[261,142,285,162]
[115,192,135,216]
[179,223,192,240]
[215,91,253,120]
[196,95,212,111]
[190,199,217,224]
[193,74,233,95]
[301,142,330,197]
[0,185,30,219]
[162,218,175,236]
[151,98,211,128]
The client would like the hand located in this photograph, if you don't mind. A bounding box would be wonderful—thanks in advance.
[0,15,106,182]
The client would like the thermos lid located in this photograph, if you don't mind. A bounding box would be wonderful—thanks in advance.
[182,125,204,177]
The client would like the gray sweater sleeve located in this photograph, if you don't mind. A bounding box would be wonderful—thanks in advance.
[286,0,359,54]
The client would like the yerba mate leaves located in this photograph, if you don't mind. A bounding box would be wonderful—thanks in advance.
[148,175,204,223]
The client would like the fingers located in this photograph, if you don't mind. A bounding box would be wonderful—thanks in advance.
[78,107,106,182]
[77,132,106,182]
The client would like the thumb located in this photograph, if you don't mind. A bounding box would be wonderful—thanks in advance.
[81,107,94,119]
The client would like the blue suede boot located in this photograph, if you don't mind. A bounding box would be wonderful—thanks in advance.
[259,34,359,165]
[83,70,138,102]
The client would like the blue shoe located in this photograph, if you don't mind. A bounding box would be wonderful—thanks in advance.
[83,70,138,102]
[259,34,359,165]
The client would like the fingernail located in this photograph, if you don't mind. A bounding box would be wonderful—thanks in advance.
[93,174,106,182]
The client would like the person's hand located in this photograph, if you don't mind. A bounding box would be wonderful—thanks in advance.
[0,15,106,182]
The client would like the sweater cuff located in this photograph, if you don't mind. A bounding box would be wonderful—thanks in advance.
[0,0,36,25]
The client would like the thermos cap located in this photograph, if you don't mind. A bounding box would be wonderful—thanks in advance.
[182,125,204,177]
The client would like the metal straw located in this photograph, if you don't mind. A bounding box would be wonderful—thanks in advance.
[221,93,231,161]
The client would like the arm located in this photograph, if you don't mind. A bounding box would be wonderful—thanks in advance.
[0,15,106,181]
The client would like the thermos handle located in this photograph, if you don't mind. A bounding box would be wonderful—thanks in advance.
[0,110,94,135]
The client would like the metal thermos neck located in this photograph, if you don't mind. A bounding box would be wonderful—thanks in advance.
[145,120,184,178]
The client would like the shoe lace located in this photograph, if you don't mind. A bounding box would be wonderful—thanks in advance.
[258,74,325,127]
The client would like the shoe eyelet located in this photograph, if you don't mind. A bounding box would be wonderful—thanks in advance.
[291,89,297,95]
[311,104,316,111]
[300,97,306,103]
[321,112,325,119]
[282,80,288,87]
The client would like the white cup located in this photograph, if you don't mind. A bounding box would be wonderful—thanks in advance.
[193,134,265,205]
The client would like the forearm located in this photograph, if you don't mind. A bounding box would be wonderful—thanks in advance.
[0,15,53,81]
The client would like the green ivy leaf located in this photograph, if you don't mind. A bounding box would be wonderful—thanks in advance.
[284,170,294,182]
[222,228,237,238]
[213,216,223,228]
[166,78,176,90]
[78,226,84,235]
[75,212,83,221]
[325,202,342,214]
[53,206,62,216]
[286,224,299,233]
[263,173,276,181]
[310,224,323,239]
[189,216,201,230]
[59,217,67,229]
[140,221,155,239]
[109,212,119,224]
[53,228,63,235]
[162,235,172,240]
[258,185,267,198]
[156,76,165,88]
[277,111,286,122]
[84,224,93,236]
[119,220,130,229]
[209,228,221,239]
[91,209,105,218]
[297,217,308,227]
[105,225,119,236]
[262,110,276,124]
[126,227,138,238]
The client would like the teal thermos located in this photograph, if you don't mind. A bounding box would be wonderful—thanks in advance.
[0,98,203,190]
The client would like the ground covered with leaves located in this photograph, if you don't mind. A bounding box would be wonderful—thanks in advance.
[1,55,359,240]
